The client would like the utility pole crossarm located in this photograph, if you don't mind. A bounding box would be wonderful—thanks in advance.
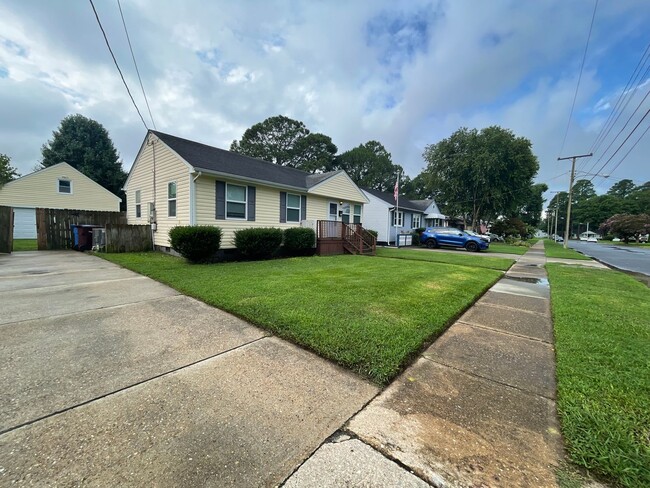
[557,152,593,249]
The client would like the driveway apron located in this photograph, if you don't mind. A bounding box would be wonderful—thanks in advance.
[0,251,377,486]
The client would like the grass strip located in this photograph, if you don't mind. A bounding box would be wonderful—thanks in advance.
[485,242,528,255]
[100,252,500,384]
[547,264,650,487]
[543,239,590,260]
[376,247,514,271]
[12,239,37,251]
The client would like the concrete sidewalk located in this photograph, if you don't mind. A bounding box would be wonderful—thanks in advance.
[285,241,564,487]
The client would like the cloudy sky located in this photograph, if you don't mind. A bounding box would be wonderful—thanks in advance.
[1,0,649,198]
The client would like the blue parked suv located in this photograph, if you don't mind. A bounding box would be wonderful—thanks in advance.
[420,227,489,252]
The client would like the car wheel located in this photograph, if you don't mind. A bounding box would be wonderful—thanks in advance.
[465,241,479,252]
[426,238,438,249]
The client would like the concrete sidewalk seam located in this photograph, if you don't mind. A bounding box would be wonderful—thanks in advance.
[420,355,557,402]
[488,289,549,300]
[1,275,153,294]
[464,300,549,318]
[0,334,270,436]
[456,320,553,345]
[0,294,184,329]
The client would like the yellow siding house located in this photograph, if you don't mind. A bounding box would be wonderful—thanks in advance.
[124,131,371,250]
[0,162,121,239]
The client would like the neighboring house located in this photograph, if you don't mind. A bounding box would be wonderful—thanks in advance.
[361,189,446,244]
[410,199,448,229]
[124,130,370,250]
[0,162,122,239]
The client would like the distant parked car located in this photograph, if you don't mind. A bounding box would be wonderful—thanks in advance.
[465,230,492,242]
[552,235,564,243]
[487,233,504,242]
[420,227,489,252]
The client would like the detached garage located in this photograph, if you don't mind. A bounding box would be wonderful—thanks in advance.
[0,162,122,240]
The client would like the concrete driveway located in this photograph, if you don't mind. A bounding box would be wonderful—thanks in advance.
[0,251,377,486]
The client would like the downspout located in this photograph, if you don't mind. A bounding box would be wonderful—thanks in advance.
[190,171,202,225]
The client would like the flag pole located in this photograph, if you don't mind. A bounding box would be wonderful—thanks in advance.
[395,171,400,248]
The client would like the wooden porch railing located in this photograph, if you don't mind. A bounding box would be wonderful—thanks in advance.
[316,220,376,255]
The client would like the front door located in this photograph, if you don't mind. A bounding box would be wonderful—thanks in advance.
[328,202,338,221]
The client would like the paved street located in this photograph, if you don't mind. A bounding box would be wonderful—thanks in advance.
[569,240,650,276]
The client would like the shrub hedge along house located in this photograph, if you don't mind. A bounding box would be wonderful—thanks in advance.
[124,131,370,250]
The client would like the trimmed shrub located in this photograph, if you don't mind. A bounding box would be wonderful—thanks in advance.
[234,227,283,259]
[169,225,222,263]
[411,231,420,246]
[283,227,316,256]
[366,229,379,238]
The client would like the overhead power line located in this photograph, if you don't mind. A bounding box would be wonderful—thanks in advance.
[117,0,156,130]
[590,105,650,181]
[587,42,650,155]
[558,0,599,158]
[89,0,148,130]
[583,80,650,176]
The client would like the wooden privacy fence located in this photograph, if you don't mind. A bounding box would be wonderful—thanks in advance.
[104,224,152,253]
[36,208,126,250]
[0,206,13,254]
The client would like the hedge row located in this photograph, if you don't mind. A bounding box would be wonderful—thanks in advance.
[169,226,315,262]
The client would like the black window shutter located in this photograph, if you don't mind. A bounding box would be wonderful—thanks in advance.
[300,195,307,221]
[216,181,225,219]
[247,186,256,221]
[279,192,287,223]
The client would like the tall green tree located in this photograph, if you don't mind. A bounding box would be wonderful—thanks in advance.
[519,183,548,227]
[230,115,337,173]
[547,191,568,235]
[0,153,20,186]
[332,140,402,191]
[421,126,539,228]
[41,114,126,196]
[606,179,636,199]
[570,179,596,206]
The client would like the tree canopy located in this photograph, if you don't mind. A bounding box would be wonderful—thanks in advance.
[549,179,650,236]
[0,153,20,186]
[421,126,539,228]
[230,115,337,173]
[332,140,403,192]
[41,114,126,196]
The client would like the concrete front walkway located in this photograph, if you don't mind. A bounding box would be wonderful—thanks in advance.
[286,241,564,486]
[0,251,377,487]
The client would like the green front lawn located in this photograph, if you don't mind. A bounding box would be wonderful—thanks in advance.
[485,242,528,255]
[543,239,590,260]
[101,252,501,384]
[376,247,514,271]
[547,264,650,487]
[12,239,37,251]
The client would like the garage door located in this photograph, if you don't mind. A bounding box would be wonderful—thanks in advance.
[13,207,37,239]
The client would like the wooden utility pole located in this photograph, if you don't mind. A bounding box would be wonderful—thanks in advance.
[558,153,592,249]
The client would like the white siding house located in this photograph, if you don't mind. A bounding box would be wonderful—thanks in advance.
[361,188,435,244]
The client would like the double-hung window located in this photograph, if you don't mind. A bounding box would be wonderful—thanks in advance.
[393,210,403,227]
[412,214,421,229]
[286,193,301,222]
[168,182,177,218]
[353,204,362,224]
[226,183,247,219]
[135,190,142,218]
[58,179,71,194]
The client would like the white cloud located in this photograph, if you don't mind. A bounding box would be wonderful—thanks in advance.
[0,0,648,199]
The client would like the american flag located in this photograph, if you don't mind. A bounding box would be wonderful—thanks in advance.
[394,173,399,201]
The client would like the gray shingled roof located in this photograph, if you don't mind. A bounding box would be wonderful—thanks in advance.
[361,187,423,212]
[409,199,434,212]
[151,130,341,190]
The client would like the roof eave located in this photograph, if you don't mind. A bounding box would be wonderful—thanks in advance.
[192,166,307,192]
